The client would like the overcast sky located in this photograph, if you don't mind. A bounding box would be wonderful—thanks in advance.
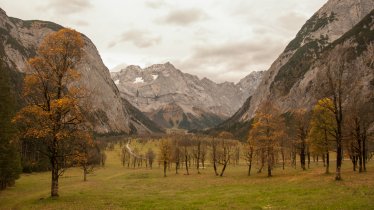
[1,0,327,83]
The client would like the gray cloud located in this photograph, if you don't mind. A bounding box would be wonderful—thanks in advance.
[109,30,162,48]
[277,12,308,31]
[40,0,93,15]
[158,8,207,26]
[74,20,90,26]
[175,39,285,82]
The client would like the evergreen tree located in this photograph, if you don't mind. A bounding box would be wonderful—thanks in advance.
[0,61,21,190]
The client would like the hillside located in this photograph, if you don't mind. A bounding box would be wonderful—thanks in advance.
[0,8,163,135]
[210,1,374,139]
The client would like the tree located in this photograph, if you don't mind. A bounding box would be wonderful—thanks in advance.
[0,64,21,190]
[193,136,202,174]
[216,132,236,177]
[309,98,335,174]
[75,134,101,181]
[250,101,284,177]
[293,109,310,170]
[159,138,172,177]
[245,136,255,176]
[321,45,349,180]
[172,138,181,174]
[146,148,155,169]
[211,137,219,176]
[13,28,90,197]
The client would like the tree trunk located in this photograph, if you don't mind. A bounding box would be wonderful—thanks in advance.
[362,127,367,172]
[281,149,285,170]
[220,162,227,177]
[175,161,179,174]
[352,156,357,171]
[300,149,306,170]
[197,141,201,174]
[267,164,272,177]
[326,151,330,174]
[83,168,87,182]
[163,160,167,177]
[51,162,59,197]
[185,155,189,175]
[307,148,310,169]
[335,143,342,180]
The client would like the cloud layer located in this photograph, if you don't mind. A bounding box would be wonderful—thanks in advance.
[0,0,328,82]
[158,8,207,26]
[109,30,162,48]
[41,0,93,15]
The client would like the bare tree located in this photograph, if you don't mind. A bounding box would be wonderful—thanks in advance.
[159,138,172,177]
[146,148,156,169]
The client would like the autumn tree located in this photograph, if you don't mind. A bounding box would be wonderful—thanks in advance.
[75,133,101,181]
[309,98,335,174]
[250,101,285,177]
[13,28,91,197]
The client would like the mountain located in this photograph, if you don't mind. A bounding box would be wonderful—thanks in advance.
[111,63,263,130]
[0,8,163,135]
[211,0,374,139]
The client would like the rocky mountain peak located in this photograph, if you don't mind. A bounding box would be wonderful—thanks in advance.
[111,63,264,130]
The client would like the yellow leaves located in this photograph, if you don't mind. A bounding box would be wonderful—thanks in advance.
[217,131,234,140]
[38,28,84,61]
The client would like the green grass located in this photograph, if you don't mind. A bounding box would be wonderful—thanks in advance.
[1,145,373,210]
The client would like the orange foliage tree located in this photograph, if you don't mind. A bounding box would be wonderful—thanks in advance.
[13,28,91,197]
[249,101,285,177]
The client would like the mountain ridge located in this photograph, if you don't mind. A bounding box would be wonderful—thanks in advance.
[111,62,264,130]
[210,0,374,139]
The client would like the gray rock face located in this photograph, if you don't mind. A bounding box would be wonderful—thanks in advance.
[214,0,374,138]
[111,63,263,130]
[0,8,163,135]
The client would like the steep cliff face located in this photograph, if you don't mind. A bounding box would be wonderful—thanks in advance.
[0,8,163,135]
[212,0,374,139]
[111,62,263,130]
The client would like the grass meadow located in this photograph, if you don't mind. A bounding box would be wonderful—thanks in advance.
[1,142,373,210]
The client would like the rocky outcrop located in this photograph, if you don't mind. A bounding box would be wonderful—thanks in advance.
[0,8,163,135]
[211,0,374,139]
[111,62,263,130]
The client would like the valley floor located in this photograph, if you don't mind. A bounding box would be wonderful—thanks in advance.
[1,145,373,210]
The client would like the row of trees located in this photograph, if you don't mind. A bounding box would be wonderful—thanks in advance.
[118,135,241,178]
[246,43,373,180]
[157,133,240,177]
[245,99,371,179]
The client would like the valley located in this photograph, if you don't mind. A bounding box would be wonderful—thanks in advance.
[0,0,373,209]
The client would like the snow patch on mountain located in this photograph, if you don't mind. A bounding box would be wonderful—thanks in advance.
[133,77,144,84]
